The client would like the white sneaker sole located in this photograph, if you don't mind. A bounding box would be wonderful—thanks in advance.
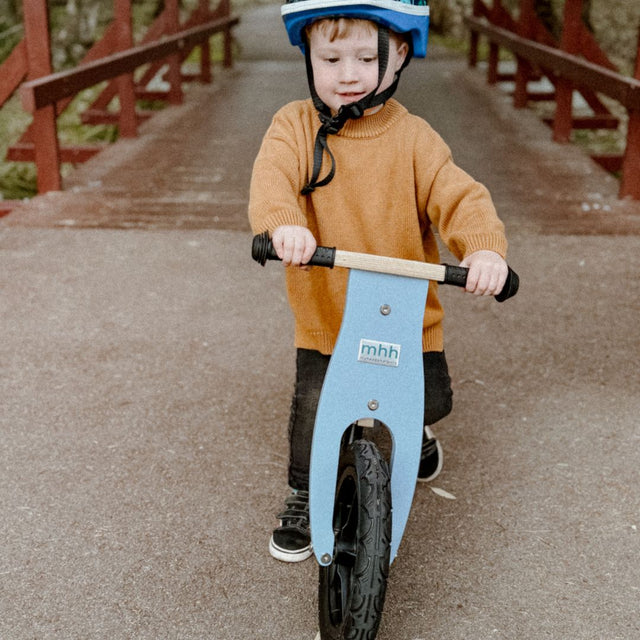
[269,535,313,563]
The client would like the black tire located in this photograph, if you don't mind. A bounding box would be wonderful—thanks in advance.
[318,439,392,640]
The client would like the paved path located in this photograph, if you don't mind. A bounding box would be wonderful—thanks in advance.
[2,4,640,639]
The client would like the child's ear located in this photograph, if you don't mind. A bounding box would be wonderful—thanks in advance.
[394,41,410,70]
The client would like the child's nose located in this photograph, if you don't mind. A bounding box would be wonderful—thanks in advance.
[338,59,358,82]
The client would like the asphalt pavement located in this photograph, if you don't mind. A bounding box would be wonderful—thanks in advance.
[1,3,640,639]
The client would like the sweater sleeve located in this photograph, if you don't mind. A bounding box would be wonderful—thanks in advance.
[418,126,507,261]
[248,104,310,235]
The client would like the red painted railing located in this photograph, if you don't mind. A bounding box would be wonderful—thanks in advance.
[466,0,640,200]
[0,0,238,207]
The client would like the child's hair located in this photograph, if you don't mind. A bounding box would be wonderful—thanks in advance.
[305,17,408,48]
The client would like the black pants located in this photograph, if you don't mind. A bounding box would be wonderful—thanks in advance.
[288,348,453,491]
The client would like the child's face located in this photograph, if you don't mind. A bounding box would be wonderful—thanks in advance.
[308,21,408,115]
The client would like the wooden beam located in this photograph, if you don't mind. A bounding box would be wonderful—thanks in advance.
[0,40,28,106]
[80,108,153,126]
[19,15,240,113]
[7,142,104,163]
[22,0,61,192]
[591,154,623,173]
[0,201,22,217]
[464,17,640,111]
[542,115,620,129]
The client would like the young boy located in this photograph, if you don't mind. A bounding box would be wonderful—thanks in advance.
[249,0,509,563]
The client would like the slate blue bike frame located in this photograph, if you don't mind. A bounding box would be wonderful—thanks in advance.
[309,267,428,566]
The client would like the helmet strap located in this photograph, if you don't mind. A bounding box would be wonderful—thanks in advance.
[302,27,404,195]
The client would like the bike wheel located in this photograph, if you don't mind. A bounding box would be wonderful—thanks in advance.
[318,439,392,640]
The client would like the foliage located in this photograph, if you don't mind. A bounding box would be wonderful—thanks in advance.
[0,95,35,199]
[0,0,23,63]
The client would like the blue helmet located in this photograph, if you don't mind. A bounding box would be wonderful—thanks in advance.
[282,0,430,58]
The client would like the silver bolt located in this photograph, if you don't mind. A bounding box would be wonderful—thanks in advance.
[380,304,391,315]
[320,553,332,565]
[368,399,379,411]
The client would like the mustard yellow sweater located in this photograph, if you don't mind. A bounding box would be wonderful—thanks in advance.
[249,98,507,354]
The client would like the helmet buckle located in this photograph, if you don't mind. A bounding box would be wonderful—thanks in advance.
[322,121,341,135]
[340,103,365,120]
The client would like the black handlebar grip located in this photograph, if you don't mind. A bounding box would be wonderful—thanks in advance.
[251,231,336,268]
[308,245,337,268]
[443,264,468,288]
[251,231,279,265]
[443,263,519,302]
[494,266,519,302]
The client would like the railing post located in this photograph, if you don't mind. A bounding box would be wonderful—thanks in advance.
[553,0,582,143]
[622,111,640,199]
[514,0,534,108]
[198,0,212,82]
[487,39,499,84]
[218,0,233,67]
[468,0,481,68]
[114,0,138,137]
[0,40,28,108]
[620,27,640,199]
[165,0,184,104]
[23,0,61,192]
[487,0,501,84]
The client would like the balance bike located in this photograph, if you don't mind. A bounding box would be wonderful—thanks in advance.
[252,231,518,639]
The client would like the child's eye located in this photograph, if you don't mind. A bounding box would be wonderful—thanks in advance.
[360,55,377,63]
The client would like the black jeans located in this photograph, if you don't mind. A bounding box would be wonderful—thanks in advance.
[287,348,453,491]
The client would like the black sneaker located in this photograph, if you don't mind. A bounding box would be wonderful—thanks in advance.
[417,426,443,482]
[269,489,313,562]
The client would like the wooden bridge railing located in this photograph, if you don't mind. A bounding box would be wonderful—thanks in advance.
[465,0,640,200]
[0,0,239,207]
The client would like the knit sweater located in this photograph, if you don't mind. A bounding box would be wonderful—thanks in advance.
[249,98,507,354]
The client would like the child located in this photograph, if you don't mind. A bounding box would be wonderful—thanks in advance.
[249,0,509,563]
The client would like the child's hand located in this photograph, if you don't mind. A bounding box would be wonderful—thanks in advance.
[272,225,317,267]
[459,250,508,297]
